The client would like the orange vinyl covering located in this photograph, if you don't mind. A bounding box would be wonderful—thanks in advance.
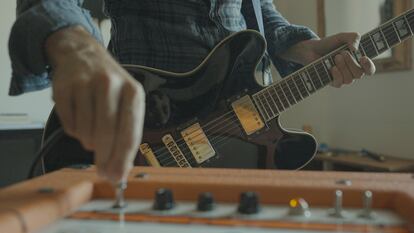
[0,167,413,233]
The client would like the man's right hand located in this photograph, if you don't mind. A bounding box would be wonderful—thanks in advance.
[46,26,145,183]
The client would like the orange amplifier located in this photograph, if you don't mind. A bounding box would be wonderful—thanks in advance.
[0,167,413,233]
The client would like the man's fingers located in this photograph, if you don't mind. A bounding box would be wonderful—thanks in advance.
[330,66,343,88]
[105,82,145,182]
[360,56,376,75]
[93,74,122,177]
[334,54,353,84]
[73,78,95,150]
[343,51,364,79]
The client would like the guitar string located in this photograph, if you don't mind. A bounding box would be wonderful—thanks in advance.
[157,115,237,166]
[157,113,239,165]
[158,41,378,166]
[161,37,387,167]
[154,111,239,164]
[150,97,249,157]
[155,15,414,166]
[162,116,244,166]
[160,117,240,166]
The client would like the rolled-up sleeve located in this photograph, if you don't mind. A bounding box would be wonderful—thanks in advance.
[261,0,318,77]
[8,0,103,96]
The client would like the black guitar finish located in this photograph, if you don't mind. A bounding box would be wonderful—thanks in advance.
[39,30,317,174]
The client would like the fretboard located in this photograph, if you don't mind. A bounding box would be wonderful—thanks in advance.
[253,8,414,122]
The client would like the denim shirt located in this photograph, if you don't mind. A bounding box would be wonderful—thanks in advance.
[8,0,317,96]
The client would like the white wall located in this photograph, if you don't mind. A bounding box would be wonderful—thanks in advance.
[276,0,414,159]
[0,0,54,123]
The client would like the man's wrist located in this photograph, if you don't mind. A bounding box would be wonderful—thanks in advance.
[45,25,100,66]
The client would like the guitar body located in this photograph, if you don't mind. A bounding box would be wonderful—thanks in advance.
[40,30,317,173]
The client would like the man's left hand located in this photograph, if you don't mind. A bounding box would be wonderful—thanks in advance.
[280,33,376,88]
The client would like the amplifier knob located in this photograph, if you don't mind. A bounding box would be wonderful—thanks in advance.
[197,192,215,211]
[238,192,260,214]
[329,190,345,218]
[288,198,311,217]
[359,190,375,219]
[153,188,175,210]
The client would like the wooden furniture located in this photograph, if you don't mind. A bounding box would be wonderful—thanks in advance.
[313,152,414,172]
[0,167,414,233]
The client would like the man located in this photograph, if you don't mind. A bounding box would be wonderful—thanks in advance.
[9,0,375,183]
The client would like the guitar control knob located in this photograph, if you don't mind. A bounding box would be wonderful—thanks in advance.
[153,188,175,210]
[238,192,260,214]
[197,192,215,211]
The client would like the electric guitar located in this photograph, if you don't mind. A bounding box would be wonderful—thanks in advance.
[39,9,414,173]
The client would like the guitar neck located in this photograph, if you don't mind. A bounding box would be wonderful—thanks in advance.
[253,9,414,123]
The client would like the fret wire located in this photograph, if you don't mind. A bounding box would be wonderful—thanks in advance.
[382,22,400,46]
[403,15,414,35]
[255,93,271,121]
[315,62,331,84]
[391,22,402,42]
[313,63,326,81]
[407,12,414,26]
[266,88,281,113]
[292,76,305,99]
[285,79,300,102]
[317,62,331,84]
[367,33,379,56]
[287,78,302,101]
[263,89,277,117]
[281,82,296,105]
[252,94,266,121]
[328,55,336,67]
[275,84,290,108]
[294,74,309,98]
[361,36,377,58]
[395,17,411,39]
[260,92,274,120]
[358,44,367,57]
[270,85,285,111]
[320,60,333,83]
[304,69,318,90]
[379,28,390,48]
[312,64,324,87]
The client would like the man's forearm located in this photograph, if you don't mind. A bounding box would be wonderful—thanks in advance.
[8,0,103,96]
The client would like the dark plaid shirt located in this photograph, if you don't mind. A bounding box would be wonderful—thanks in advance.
[8,0,316,96]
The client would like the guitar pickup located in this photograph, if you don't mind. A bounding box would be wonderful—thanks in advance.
[231,95,265,135]
[162,134,192,167]
[181,123,215,164]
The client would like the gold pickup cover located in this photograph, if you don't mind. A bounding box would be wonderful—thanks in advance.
[231,95,265,135]
[181,123,215,164]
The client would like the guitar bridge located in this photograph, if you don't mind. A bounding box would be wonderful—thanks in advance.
[181,123,215,164]
[231,95,265,135]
